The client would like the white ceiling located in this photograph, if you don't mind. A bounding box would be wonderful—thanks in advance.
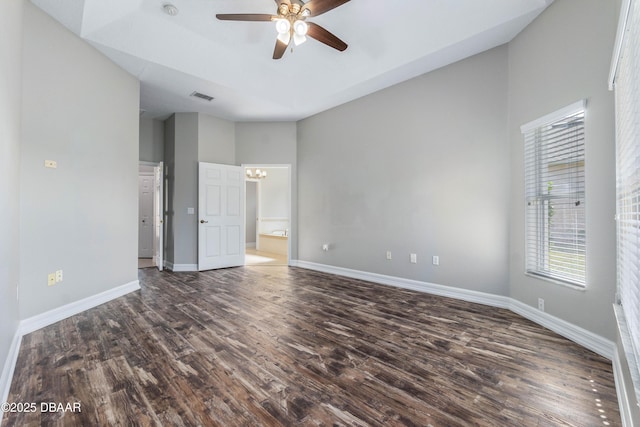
[31,0,553,122]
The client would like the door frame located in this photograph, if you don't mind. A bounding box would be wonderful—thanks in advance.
[245,178,261,250]
[139,161,164,270]
[242,164,292,266]
[154,161,164,271]
[138,171,154,258]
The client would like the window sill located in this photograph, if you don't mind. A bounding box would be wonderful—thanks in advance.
[525,272,587,291]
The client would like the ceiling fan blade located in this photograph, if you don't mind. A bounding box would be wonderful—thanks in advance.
[302,0,350,16]
[216,14,275,22]
[307,22,348,51]
[273,39,289,59]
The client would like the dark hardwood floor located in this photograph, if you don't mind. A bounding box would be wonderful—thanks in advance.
[3,267,620,426]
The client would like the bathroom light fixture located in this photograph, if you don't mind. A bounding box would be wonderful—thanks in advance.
[246,168,267,179]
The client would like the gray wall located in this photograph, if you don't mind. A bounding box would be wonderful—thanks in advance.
[19,2,140,318]
[139,118,164,163]
[236,122,298,259]
[297,46,510,295]
[163,116,176,265]
[0,0,23,391]
[260,168,289,219]
[169,113,199,266]
[507,0,617,339]
[164,119,298,266]
[164,113,236,267]
[198,114,235,165]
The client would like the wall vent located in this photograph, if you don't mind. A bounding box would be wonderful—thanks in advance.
[190,91,214,102]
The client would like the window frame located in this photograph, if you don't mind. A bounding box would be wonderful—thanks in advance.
[521,100,587,288]
[611,0,640,409]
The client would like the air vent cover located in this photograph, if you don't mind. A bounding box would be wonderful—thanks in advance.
[190,91,214,102]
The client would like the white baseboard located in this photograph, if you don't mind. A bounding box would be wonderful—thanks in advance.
[291,260,614,360]
[292,260,510,308]
[0,330,22,422]
[19,280,140,336]
[0,279,140,424]
[164,261,198,272]
[509,299,613,359]
[613,347,636,427]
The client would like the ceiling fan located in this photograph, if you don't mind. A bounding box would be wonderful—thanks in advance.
[216,0,350,59]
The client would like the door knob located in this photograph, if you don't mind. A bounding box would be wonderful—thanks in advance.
[200,219,208,224]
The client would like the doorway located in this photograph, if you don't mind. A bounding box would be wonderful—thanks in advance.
[244,165,290,266]
[138,162,164,270]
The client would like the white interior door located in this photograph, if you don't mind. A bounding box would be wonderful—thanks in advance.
[153,162,164,271]
[138,175,154,258]
[198,162,245,271]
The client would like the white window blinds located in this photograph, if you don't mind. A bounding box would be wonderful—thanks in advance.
[613,0,640,403]
[522,101,586,287]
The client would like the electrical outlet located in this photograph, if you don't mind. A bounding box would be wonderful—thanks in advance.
[538,298,545,312]
[432,255,440,266]
[386,251,392,260]
[322,243,329,251]
[47,273,56,286]
[410,253,417,264]
[44,160,57,169]
[55,269,63,282]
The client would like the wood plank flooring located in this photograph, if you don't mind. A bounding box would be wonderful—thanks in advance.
[3,267,620,426]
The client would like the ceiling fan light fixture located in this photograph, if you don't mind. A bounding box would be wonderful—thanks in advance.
[277,31,291,45]
[218,0,351,59]
[293,20,308,45]
[293,33,307,46]
[293,20,308,36]
[275,19,290,35]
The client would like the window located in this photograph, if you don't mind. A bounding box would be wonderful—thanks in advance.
[521,101,586,287]
[611,0,640,405]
